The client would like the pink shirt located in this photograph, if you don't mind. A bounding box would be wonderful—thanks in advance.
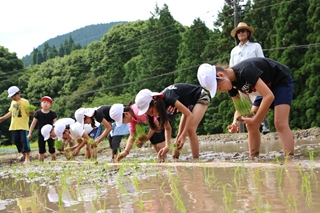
[129,104,148,133]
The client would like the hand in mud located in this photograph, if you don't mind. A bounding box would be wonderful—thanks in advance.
[227,123,239,133]
[116,151,128,162]
[72,148,80,157]
[157,146,169,159]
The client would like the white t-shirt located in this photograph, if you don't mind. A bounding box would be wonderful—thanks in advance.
[83,121,100,134]
[229,41,264,67]
[69,122,85,140]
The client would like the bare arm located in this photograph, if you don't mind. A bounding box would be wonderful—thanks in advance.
[28,118,38,140]
[174,101,193,148]
[95,118,112,143]
[0,111,12,123]
[242,78,274,124]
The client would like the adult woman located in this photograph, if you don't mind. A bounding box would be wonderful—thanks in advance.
[197,58,294,158]
[135,83,210,159]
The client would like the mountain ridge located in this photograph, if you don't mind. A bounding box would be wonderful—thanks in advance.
[21,21,127,67]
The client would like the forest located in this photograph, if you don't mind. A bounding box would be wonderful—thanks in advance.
[0,0,319,143]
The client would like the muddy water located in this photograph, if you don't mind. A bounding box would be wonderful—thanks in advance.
[1,139,320,213]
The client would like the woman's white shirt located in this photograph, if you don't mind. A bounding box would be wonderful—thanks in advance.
[229,41,264,67]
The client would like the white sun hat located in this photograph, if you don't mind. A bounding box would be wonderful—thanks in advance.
[7,86,20,97]
[41,124,53,141]
[74,107,96,128]
[197,63,218,98]
[109,104,124,127]
[135,89,164,115]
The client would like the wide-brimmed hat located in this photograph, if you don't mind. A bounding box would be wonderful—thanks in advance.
[231,22,255,38]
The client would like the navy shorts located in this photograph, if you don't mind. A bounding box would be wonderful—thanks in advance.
[12,130,30,153]
[88,125,102,139]
[253,76,294,109]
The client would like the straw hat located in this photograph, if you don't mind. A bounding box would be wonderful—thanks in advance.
[231,22,255,38]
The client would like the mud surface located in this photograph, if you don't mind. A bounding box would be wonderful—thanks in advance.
[1,127,319,165]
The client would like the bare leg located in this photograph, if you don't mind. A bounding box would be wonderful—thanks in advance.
[39,153,45,162]
[187,104,208,159]
[274,104,294,156]
[23,152,31,164]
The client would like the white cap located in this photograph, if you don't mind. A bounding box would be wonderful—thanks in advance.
[197,63,218,98]
[41,124,53,141]
[135,89,164,116]
[110,104,124,127]
[54,123,66,141]
[74,107,96,128]
[7,86,20,97]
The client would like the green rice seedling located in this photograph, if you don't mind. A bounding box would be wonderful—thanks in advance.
[308,150,314,161]
[276,166,284,187]
[234,96,254,123]
[284,194,297,209]
[133,174,140,190]
[134,123,148,148]
[55,140,64,151]
[27,104,36,116]
[203,167,217,189]
[220,184,233,205]
[167,173,186,213]
[136,199,147,211]
[301,172,313,206]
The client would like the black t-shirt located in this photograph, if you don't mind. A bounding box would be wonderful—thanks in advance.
[34,110,57,134]
[160,83,203,114]
[228,57,291,97]
[94,105,114,123]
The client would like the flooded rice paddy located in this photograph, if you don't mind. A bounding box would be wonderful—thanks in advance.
[1,138,320,212]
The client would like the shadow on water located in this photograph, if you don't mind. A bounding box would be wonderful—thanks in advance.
[1,139,320,212]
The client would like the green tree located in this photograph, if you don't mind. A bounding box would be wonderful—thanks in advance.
[175,18,211,84]
[137,4,182,92]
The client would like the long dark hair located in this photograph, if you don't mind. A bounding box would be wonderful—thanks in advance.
[147,97,168,131]
[124,100,133,113]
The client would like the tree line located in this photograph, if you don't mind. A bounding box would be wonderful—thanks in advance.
[0,0,319,143]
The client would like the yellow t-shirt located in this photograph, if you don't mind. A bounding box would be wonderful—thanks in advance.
[9,98,30,131]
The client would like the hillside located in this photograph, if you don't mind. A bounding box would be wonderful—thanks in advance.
[21,21,127,67]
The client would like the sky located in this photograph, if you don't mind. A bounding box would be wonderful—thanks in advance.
[1,0,225,58]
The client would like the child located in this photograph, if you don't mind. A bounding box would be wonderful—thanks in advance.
[107,121,129,161]
[0,86,31,165]
[74,106,113,145]
[41,121,93,159]
[41,118,102,159]
[197,57,294,158]
[110,103,171,162]
[28,96,57,161]
[135,83,210,159]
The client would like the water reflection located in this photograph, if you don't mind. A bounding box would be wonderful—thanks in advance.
[1,139,320,212]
